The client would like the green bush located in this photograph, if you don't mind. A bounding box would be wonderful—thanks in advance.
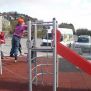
[37,30,46,38]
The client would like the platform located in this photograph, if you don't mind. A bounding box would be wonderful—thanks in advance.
[0,56,91,91]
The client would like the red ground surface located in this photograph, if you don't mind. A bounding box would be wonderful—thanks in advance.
[0,56,91,91]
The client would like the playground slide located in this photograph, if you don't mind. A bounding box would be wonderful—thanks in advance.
[57,42,91,75]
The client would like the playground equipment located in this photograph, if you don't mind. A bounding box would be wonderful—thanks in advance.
[27,17,91,91]
[56,28,91,75]
[27,18,58,91]
[57,42,91,75]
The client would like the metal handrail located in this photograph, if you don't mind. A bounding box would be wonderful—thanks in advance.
[32,63,53,71]
[32,72,53,82]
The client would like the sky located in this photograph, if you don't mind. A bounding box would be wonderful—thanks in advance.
[0,0,91,30]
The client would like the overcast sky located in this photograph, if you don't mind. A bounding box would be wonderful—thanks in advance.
[0,0,91,30]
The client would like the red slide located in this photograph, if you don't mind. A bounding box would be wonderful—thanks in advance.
[56,29,91,75]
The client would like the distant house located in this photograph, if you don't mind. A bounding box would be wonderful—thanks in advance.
[2,16,10,26]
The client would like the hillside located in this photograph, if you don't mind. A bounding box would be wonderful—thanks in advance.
[0,11,37,22]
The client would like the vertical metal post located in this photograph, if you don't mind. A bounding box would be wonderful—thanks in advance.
[34,24,37,47]
[34,24,38,85]
[53,18,57,91]
[0,16,2,75]
[28,21,32,91]
[56,21,59,88]
[56,56,59,88]
[0,45,2,75]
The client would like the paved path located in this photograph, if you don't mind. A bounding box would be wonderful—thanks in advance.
[1,37,91,61]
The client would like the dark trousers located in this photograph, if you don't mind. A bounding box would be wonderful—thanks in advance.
[19,43,22,54]
[1,51,4,59]
[10,35,20,60]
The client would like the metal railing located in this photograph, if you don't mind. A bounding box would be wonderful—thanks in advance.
[27,18,58,91]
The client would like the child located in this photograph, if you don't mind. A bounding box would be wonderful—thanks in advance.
[0,32,5,59]
[10,17,27,62]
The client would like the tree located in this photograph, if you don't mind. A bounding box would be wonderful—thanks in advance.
[76,29,89,36]
[2,18,11,32]
[9,20,17,34]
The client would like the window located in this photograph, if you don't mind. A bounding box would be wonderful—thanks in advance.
[48,33,52,39]
[44,33,52,39]
[77,37,89,43]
